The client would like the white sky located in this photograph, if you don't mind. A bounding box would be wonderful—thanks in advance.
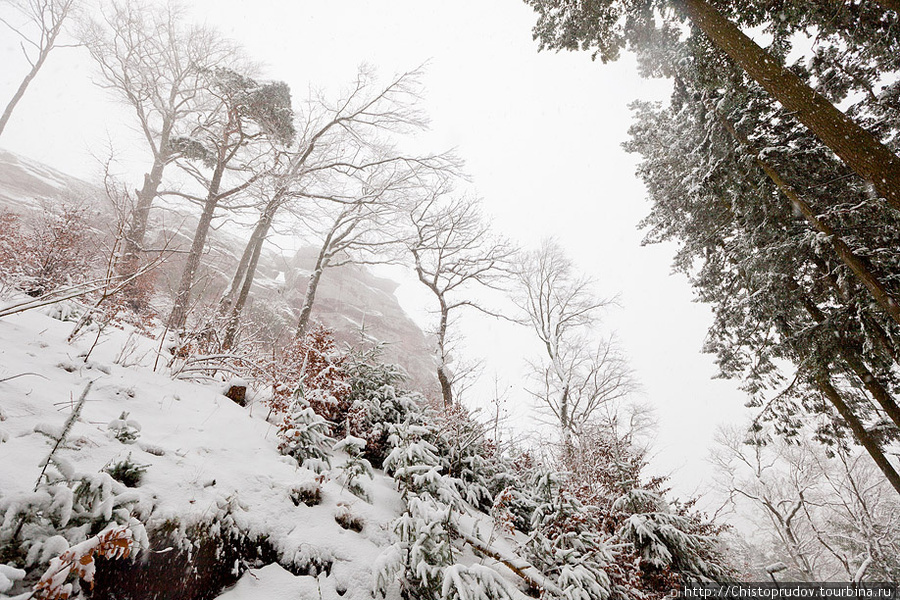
[0,0,753,499]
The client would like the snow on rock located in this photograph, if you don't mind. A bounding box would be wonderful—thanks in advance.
[217,564,335,600]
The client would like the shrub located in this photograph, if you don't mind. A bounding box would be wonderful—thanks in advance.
[107,412,141,445]
[289,479,323,507]
[333,503,363,533]
[264,325,349,425]
[104,454,148,488]
[277,394,332,472]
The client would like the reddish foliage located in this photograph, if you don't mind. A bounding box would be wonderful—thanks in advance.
[490,487,517,535]
[0,210,23,287]
[265,325,350,430]
[0,205,99,297]
[33,526,135,600]
[114,254,158,315]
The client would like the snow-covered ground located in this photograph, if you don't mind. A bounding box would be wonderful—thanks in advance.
[0,305,527,600]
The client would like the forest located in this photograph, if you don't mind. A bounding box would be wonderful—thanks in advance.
[0,0,899,599]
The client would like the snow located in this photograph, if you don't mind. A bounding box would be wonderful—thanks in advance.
[216,563,338,600]
[0,307,551,600]
[0,309,407,599]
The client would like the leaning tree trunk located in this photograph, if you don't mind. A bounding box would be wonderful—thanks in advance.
[789,277,900,431]
[710,104,900,328]
[815,372,900,498]
[295,260,328,339]
[679,0,900,211]
[167,160,226,330]
[219,199,279,317]
[221,211,274,349]
[120,142,171,274]
[0,31,57,138]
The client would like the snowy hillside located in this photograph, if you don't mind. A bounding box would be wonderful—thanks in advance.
[0,308,536,599]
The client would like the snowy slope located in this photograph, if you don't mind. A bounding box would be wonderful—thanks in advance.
[0,308,402,599]
[0,307,528,600]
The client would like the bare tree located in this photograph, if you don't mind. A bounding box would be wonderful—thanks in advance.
[405,188,516,407]
[0,0,75,137]
[79,0,236,281]
[165,67,294,331]
[514,239,632,451]
[292,172,406,339]
[711,425,822,581]
[216,66,453,348]
[809,438,900,582]
[711,421,900,581]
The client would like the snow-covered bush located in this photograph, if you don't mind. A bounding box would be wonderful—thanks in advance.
[384,421,452,503]
[342,346,422,467]
[290,478,323,507]
[0,463,146,595]
[376,417,469,600]
[334,502,364,532]
[614,490,732,586]
[525,472,614,600]
[277,392,332,472]
[103,454,148,488]
[431,405,497,511]
[376,494,456,600]
[441,564,515,600]
[0,204,100,299]
[263,325,349,422]
[107,411,141,445]
[334,435,374,502]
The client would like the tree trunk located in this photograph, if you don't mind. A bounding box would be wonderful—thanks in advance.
[679,0,900,210]
[815,372,900,497]
[0,38,54,138]
[120,152,168,272]
[790,278,900,430]
[711,104,900,328]
[295,258,328,339]
[221,212,273,349]
[167,160,226,330]
[219,200,277,316]
[559,384,575,465]
[436,299,453,407]
[763,499,816,582]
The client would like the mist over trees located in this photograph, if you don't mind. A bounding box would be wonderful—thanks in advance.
[0,0,899,597]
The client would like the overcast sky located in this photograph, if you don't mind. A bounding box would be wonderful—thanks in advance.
[0,0,753,498]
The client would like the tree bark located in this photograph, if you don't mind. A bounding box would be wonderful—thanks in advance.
[786,279,900,431]
[679,0,900,210]
[120,143,171,275]
[815,373,900,497]
[167,159,226,330]
[295,252,329,339]
[221,211,272,349]
[436,299,453,407]
[711,105,900,328]
[219,200,276,316]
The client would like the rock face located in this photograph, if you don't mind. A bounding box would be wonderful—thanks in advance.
[0,148,438,398]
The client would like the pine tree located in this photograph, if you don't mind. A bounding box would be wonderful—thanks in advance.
[333,435,374,502]
[524,0,900,209]
[277,392,332,472]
